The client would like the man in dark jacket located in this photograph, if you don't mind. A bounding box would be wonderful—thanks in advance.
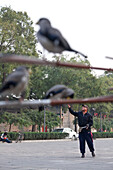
[68,104,95,158]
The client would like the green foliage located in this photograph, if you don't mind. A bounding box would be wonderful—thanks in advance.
[45,110,61,132]
[0,6,37,55]
[93,117,100,131]
[25,109,44,132]
[92,132,113,138]
[93,117,113,132]
[1,7,113,133]
[6,132,68,140]
[29,65,47,99]
[25,109,61,132]
[6,132,113,140]
[0,6,38,98]
[0,111,31,132]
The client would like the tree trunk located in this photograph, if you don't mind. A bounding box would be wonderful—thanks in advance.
[38,125,41,132]
[9,124,12,132]
[32,124,37,132]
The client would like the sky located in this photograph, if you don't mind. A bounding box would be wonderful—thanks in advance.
[1,0,113,76]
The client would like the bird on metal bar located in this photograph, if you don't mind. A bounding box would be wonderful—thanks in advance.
[0,66,31,99]
[45,84,74,99]
[39,84,74,111]
[36,18,87,58]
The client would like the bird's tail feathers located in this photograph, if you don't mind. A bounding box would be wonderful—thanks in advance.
[71,49,88,58]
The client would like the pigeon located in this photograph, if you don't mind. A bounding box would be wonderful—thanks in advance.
[39,84,74,111]
[36,18,87,58]
[0,66,31,98]
[45,84,74,99]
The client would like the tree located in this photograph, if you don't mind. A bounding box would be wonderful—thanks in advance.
[0,111,31,132]
[26,109,44,132]
[0,6,38,98]
[0,6,37,55]
[45,110,61,132]
[93,117,101,131]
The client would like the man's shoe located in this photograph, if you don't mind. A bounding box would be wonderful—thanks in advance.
[81,154,85,158]
[92,152,95,157]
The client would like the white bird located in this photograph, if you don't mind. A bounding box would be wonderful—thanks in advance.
[36,18,87,58]
[0,66,31,98]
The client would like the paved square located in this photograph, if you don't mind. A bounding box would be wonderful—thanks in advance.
[0,138,113,170]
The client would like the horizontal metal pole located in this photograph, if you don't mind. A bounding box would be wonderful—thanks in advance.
[106,56,113,60]
[51,95,113,105]
[0,95,113,109]
[0,99,51,109]
[0,53,113,72]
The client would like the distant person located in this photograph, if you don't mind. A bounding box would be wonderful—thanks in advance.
[15,132,24,143]
[68,104,95,158]
[0,132,12,143]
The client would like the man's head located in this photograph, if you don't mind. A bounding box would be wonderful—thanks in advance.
[82,104,88,112]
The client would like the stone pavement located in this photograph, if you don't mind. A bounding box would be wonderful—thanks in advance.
[0,138,113,170]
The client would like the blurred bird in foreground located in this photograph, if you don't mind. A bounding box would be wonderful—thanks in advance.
[0,66,31,99]
[36,18,87,58]
[39,84,74,111]
[45,84,74,99]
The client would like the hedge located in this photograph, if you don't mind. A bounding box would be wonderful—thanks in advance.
[6,132,69,141]
[2,132,113,141]
[92,132,113,139]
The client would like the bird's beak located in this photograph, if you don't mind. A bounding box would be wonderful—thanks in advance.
[36,21,39,25]
[66,97,71,99]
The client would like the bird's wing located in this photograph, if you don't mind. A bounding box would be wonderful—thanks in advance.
[5,71,25,83]
[0,81,18,92]
[1,71,26,92]
[46,27,71,49]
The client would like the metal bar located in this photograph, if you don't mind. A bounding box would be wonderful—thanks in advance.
[51,95,113,105]
[0,53,113,72]
[0,99,51,109]
[0,95,113,109]
[105,56,113,60]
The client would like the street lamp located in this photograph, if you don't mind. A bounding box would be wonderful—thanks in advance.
[44,106,46,132]
[100,112,102,132]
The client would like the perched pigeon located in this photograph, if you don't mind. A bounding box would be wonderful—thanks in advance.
[39,84,74,111]
[0,66,31,98]
[36,18,87,58]
[45,84,74,99]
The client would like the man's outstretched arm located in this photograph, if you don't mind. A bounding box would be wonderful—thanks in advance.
[68,105,78,116]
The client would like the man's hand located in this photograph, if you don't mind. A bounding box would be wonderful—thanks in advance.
[86,124,89,129]
[68,104,71,108]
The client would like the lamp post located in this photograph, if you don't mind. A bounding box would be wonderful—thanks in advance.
[44,106,46,132]
[100,112,102,132]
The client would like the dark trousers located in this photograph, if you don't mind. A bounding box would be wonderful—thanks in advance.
[0,138,12,143]
[79,131,94,154]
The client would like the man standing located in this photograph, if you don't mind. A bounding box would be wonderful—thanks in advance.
[68,104,95,158]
